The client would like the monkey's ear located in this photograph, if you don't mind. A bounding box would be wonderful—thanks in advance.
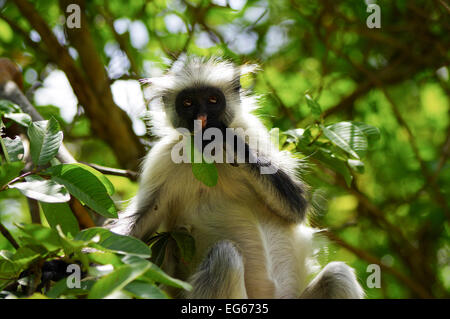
[239,63,260,76]
[234,64,259,92]
[138,76,175,90]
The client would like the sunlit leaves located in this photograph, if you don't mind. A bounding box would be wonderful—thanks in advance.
[28,118,63,166]
[0,100,20,114]
[0,247,40,290]
[46,164,117,218]
[122,256,192,291]
[352,122,381,147]
[76,228,151,257]
[0,221,189,298]
[321,122,367,159]
[123,281,168,299]
[305,94,322,119]
[88,253,190,298]
[16,224,62,252]
[10,178,70,203]
[3,113,32,127]
[313,148,353,187]
[88,261,150,299]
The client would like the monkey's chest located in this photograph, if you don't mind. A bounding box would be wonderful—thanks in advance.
[176,193,303,298]
[162,164,306,298]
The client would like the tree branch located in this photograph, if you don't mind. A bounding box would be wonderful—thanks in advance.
[319,229,433,298]
[12,0,145,170]
[97,1,140,75]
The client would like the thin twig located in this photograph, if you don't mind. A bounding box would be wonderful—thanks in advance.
[81,162,139,181]
[0,170,35,191]
[0,222,19,249]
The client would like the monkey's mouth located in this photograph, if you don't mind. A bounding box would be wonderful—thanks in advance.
[187,117,226,133]
[196,114,207,129]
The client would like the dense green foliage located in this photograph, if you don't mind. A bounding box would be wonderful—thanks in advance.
[0,0,449,298]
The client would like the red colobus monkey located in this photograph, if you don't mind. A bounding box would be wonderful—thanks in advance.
[109,56,364,299]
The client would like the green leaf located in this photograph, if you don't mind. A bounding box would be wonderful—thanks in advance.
[347,159,365,174]
[46,279,95,298]
[0,247,40,280]
[124,281,168,299]
[4,113,32,127]
[10,178,70,203]
[45,278,71,298]
[352,122,381,146]
[313,149,353,187]
[40,202,80,237]
[142,262,192,291]
[321,122,368,159]
[192,162,218,187]
[305,94,322,119]
[0,247,41,290]
[88,262,150,299]
[123,254,190,290]
[190,137,218,187]
[12,247,41,269]
[0,122,10,162]
[3,136,24,162]
[149,233,170,267]
[284,128,306,144]
[27,118,63,166]
[0,161,24,187]
[35,105,66,125]
[88,251,123,267]
[170,231,195,264]
[16,224,62,252]
[45,164,117,218]
[0,100,20,114]
[75,163,115,196]
[76,228,151,257]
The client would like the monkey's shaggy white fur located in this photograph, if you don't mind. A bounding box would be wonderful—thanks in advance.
[110,56,364,299]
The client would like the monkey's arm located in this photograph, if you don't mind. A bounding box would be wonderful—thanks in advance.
[230,138,308,223]
[107,140,174,239]
[107,187,164,239]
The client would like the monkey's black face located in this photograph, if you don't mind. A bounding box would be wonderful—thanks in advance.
[175,86,226,131]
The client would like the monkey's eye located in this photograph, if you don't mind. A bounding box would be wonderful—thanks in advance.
[208,96,217,104]
[183,98,192,107]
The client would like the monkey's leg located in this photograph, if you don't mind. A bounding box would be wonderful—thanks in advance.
[300,262,365,299]
[186,240,248,299]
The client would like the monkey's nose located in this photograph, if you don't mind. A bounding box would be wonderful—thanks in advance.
[197,114,207,128]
